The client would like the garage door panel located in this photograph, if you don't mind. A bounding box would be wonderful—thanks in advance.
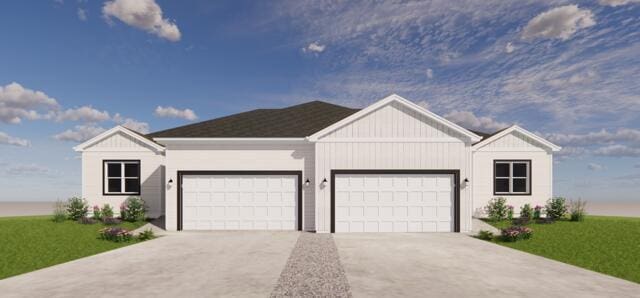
[182,174,298,231]
[335,173,454,233]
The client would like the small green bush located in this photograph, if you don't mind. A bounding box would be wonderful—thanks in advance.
[520,204,533,220]
[66,197,89,221]
[137,229,155,241]
[52,200,67,223]
[92,205,102,220]
[533,205,543,219]
[101,204,114,219]
[507,205,514,220]
[485,197,509,221]
[545,197,568,219]
[569,198,587,222]
[477,230,494,241]
[120,196,147,222]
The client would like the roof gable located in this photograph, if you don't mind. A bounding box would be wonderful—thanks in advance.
[74,126,165,153]
[472,125,561,152]
[149,101,359,139]
[308,94,482,142]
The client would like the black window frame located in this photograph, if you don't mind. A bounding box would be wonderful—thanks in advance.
[493,160,531,196]
[103,160,141,196]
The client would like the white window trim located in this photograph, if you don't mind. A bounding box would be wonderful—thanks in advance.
[104,161,141,195]
[494,161,531,195]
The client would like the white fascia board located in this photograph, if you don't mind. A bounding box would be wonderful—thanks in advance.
[307,94,482,142]
[73,126,165,153]
[472,125,562,152]
[153,137,309,145]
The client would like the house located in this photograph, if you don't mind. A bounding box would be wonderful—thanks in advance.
[74,94,561,233]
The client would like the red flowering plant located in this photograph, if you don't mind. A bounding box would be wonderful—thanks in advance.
[500,226,533,242]
[99,227,132,242]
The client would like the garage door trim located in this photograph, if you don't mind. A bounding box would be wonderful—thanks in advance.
[177,170,303,231]
[330,169,460,233]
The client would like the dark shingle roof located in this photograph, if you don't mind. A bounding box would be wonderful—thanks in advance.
[147,101,360,138]
[470,127,511,145]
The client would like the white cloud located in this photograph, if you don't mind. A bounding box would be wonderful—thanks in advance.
[544,128,640,147]
[0,132,30,147]
[522,5,595,41]
[4,163,55,177]
[594,144,640,157]
[53,125,106,142]
[505,42,515,53]
[154,106,198,121]
[0,82,59,124]
[444,110,510,132]
[102,0,181,42]
[56,106,110,122]
[599,0,640,7]
[587,163,605,171]
[302,42,326,53]
[426,68,434,79]
[78,8,87,21]
[112,113,150,133]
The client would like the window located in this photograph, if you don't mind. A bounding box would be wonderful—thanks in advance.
[494,160,531,195]
[104,160,140,195]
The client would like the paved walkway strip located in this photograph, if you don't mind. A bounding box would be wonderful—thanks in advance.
[270,233,352,297]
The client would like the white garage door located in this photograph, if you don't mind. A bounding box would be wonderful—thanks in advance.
[334,173,454,232]
[181,174,298,230]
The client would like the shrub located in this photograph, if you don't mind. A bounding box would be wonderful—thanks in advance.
[533,205,543,220]
[500,226,533,242]
[507,205,514,220]
[485,197,509,221]
[545,197,568,219]
[102,217,122,225]
[52,200,67,223]
[101,204,114,219]
[520,204,533,220]
[66,197,89,220]
[78,216,97,224]
[120,196,147,222]
[569,198,587,222]
[92,205,102,220]
[137,229,156,241]
[99,227,132,242]
[476,230,493,241]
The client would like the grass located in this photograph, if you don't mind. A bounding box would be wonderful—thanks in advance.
[485,216,640,284]
[0,216,147,280]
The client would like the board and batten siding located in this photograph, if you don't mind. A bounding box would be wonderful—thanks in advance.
[81,132,165,218]
[162,143,315,231]
[314,102,474,233]
[472,130,553,216]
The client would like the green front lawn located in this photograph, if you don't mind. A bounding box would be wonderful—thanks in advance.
[486,216,640,284]
[0,216,146,280]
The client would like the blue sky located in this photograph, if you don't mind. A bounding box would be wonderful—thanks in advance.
[0,0,639,202]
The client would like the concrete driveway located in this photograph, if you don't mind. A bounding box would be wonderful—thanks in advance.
[0,231,299,298]
[2,232,639,297]
[334,233,640,297]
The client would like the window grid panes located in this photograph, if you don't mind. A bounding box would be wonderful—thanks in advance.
[104,161,140,195]
[495,161,530,195]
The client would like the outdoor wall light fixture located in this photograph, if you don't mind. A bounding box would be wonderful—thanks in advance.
[168,178,174,184]
[322,178,328,185]
[304,178,310,186]
[464,178,469,183]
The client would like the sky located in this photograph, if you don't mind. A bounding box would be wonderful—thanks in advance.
[0,0,639,202]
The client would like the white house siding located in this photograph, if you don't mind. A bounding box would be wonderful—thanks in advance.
[162,143,315,231]
[81,132,165,218]
[314,102,474,233]
[472,131,553,216]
